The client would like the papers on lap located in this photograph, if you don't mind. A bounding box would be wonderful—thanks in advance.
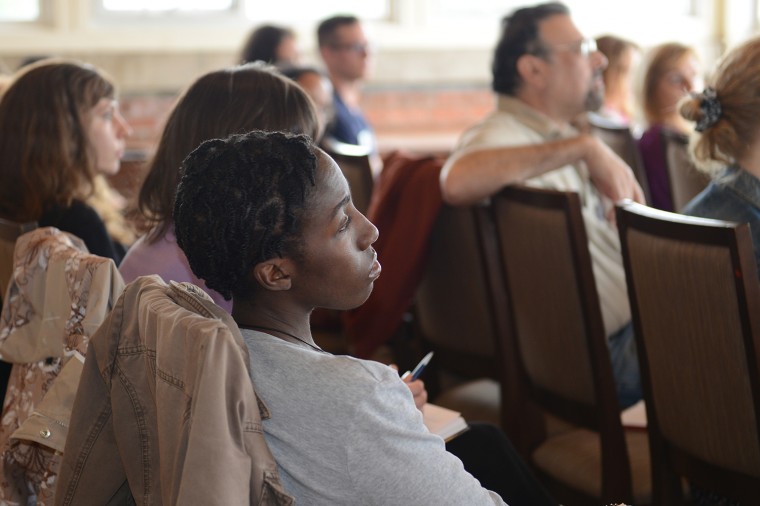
[422,403,469,442]
[620,399,647,430]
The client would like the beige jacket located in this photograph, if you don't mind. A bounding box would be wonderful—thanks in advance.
[56,275,294,506]
[0,227,124,505]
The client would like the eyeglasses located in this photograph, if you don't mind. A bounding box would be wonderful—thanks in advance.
[543,38,598,58]
[329,42,371,55]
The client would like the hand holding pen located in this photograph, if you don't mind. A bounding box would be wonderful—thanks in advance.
[400,352,433,410]
[400,351,434,381]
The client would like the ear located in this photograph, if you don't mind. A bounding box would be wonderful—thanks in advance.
[252,258,293,291]
[516,53,548,89]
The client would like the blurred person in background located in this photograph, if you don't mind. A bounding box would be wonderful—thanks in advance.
[0,59,131,263]
[593,34,641,128]
[682,36,760,278]
[119,62,320,312]
[637,42,701,211]
[240,24,299,67]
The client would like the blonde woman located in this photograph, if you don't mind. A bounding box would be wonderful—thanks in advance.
[682,36,760,277]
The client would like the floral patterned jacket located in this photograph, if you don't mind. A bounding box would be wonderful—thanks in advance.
[0,227,124,505]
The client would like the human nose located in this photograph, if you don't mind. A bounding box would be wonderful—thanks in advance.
[115,110,133,138]
[592,50,608,71]
[358,212,379,250]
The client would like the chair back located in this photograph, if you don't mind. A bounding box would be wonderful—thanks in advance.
[490,185,642,503]
[0,218,37,299]
[661,129,709,210]
[0,218,36,411]
[414,204,500,380]
[325,149,374,215]
[589,120,650,203]
[617,201,760,504]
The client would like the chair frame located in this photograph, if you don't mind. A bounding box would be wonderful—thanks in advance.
[660,128,710,210]
[412,204,502,383]
[617,201,760,504]
[324,147,374,216]
[488,185,636,504]
[588,118,650,204]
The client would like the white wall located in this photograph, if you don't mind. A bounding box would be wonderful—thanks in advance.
[0,0,748,92]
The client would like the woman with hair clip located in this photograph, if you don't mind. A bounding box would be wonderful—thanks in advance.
[0,59,131,263]
[173,129,558,505]
[682,36,760,278]
[119,62,321,312]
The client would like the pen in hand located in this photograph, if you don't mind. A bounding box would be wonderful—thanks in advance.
[400,351,434,381]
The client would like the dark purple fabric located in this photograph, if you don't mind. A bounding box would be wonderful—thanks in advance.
[638,124,674,211]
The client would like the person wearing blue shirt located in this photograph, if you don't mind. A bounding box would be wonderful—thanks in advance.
[317,15,377,156]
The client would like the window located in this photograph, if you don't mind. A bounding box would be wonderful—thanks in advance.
[102,0,234,12]
[98,0,389,21]
[0,0,40,22]
[245,1,389,22]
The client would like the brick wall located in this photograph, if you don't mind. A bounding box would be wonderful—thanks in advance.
[112,85,494,204]
[120,85,494,159]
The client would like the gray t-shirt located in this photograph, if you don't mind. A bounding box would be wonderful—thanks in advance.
[241,329,506,505]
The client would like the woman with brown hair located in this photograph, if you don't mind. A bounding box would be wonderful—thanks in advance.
[682,36,760,277]
[595,34,640,126]
[0,60,131,262]
[119,62,320,311]
[239,24,299,67]
[637,42,701,211]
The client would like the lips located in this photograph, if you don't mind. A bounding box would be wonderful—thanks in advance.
[369,250,381,279]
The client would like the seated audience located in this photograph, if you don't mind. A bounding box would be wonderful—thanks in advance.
[637,42,701,211]
[317,14,384,178]
[593,34,640,127]
[280,65,335,141]
[0,59,131,264]
[682,36,760,277]
[440,2,643,408]
[119,62,320,312]
[174,129,559,505]
[239,24,299,67]
[123,62,556,506]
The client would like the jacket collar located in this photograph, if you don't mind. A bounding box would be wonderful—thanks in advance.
[497,94,578,141]
[718,166,760,210]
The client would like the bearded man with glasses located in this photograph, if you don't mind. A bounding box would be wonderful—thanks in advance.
[440,2,645,409]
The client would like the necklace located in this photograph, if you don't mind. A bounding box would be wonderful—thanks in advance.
[238,323,327,354]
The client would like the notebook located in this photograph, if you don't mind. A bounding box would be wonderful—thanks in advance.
[422,403,469,442]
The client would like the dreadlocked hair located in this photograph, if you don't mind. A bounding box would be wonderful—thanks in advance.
[174,130,318,301]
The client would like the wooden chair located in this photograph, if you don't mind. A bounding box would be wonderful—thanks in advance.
[413,204,504,426]
[0,218,37,409]
[324,142,374,215]
[661,128,709,211]
[588,118,650,204]
[0,217,37,299]
[488,185,651,505]
[617,201,760,504]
